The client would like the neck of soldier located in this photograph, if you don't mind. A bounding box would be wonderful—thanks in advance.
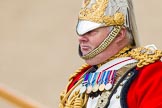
[85,39,131,66]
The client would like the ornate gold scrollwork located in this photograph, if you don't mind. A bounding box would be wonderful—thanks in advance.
[79,0,124,26]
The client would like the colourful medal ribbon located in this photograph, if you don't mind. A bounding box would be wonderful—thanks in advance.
[83,73,89,86]
[90,73,95,86]
[105,70,110,84]
[105,70,117,90]
[96,72,102,85]
[92,72,98,87]
[100,71,106,84]
[111,70,117,84]
[98,71,107,91]
[108,70,116,84]
[98,71,105,85]
[87,73,92,87]
[99,71,108,91]
[108,71,113,84]
[80,73,89,94]
[86,73,95,93]
[103,71,109,85]
[92,72,100,92]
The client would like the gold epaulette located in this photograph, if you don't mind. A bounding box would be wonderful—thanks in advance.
[128,47,162,68]
[59,64,91,108]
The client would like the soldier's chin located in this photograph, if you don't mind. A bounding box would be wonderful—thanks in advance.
[82,51,90,56]
[78,46,91,57]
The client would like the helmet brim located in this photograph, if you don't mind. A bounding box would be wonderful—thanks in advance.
[76,20,105,35]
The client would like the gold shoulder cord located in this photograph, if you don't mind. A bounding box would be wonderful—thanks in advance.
[59,64,90,108]
[128,47,162,68]
[98,46,162,68]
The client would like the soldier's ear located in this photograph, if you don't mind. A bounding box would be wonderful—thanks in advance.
[115,27,126,44]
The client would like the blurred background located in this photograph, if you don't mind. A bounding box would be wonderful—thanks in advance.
[0,0,162,107]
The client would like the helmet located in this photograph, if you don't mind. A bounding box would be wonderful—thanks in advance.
[77,0,140,59]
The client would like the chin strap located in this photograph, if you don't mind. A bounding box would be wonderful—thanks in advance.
[80,26,122,60]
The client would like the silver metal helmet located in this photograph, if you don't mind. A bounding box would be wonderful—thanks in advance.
[76,0,139,46]
[76,0,140,60]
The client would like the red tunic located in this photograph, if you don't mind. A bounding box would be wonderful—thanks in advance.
[127,61,162,108]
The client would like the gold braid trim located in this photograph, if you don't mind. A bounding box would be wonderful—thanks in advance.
[79,0,124,26]
[128,47,162,68]
[97,46,162,68]
[64,91,88,108]
[59,64,91,108]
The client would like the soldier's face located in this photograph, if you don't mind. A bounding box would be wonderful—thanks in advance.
[78,27,110,56]
[78,26,128,65]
